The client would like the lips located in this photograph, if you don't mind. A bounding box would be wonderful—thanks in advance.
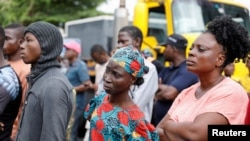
[186,59,196,66]
[20,52,25,58]
[103,83,112,90]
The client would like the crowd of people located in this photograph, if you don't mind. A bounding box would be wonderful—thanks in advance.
[0,15,250,141]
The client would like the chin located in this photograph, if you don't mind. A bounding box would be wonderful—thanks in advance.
[187,67,196,73]
[22,58,32,64]
[104,89,114,95]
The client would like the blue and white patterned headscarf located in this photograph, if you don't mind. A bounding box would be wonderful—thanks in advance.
[111,45,149,77]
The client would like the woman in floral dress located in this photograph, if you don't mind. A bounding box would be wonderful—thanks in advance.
[84,46,159,141]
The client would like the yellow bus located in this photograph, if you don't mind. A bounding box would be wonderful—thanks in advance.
[133,0,250,78]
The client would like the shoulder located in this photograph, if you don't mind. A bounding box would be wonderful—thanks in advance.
[0,65,21,99]
[43,69,73,88]
[218,78,247,94]
[144,59,157,74]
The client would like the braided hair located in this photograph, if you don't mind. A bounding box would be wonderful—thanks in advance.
[206,15,250,67]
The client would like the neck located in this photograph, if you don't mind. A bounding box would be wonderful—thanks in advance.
[196,75,225,99]
[108,91,134,108]
[172,56,185,67]
[8,52,22,61]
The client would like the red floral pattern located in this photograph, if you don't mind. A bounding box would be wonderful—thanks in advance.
[118,111,129,126]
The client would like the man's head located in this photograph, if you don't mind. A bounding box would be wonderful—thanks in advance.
[161,34,187,61]
[0,26,5,49]
[117,25,143,50]
[90,44,109,65]
[223,63,235,77]
[63,40,81,60]
[3,23,24,56]
[21,21,63,65]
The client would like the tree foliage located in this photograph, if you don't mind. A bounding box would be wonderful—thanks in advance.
[0,0,106,27]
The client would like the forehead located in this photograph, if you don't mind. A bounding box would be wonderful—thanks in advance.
[194,33,220,48]
[118,31,132,39]
[24,32,36,38]
[107,60,125,71]
[4,28,17,35]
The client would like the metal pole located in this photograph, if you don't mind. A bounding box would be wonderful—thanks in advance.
[112,0,128,49]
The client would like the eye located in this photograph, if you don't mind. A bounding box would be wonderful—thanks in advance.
[105,67,110,74]
[197,45,206,52]
[113,71,120,78]
[26,38,32,42]
[5,36,11,40]
[189,45,194,50]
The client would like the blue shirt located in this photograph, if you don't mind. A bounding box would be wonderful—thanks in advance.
[66,59,90,110]
[153,61,198,125]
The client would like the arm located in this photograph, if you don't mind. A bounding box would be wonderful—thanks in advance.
[74,80,92,92]
[156,70,197,101]
[40,80,73,141]
[156,84,178,101]
[74,62,91,93]
[0,71,18,114]
[156,114,172,141]
[158,112,228,141]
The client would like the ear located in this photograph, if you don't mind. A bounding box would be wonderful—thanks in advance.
[216,53,226,67]
[133,37,142,49]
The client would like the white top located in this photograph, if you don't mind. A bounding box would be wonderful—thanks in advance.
[131,59,158,122]
[95,61,109,95]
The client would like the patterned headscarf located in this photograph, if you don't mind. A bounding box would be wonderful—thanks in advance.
[111,45,148,77]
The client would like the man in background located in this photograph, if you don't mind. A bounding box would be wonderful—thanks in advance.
[152,34,198,126]
[3,23,30,140]
[64,40,92,141]
[90,44,110,95]
[0,25,22,141]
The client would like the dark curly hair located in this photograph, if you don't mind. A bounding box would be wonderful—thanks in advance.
[134,77,144,86]
[206,15,250,67]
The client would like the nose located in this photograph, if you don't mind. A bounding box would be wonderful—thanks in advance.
[188,48,195,57]
[103,73,111,83]
[20,41,25,50]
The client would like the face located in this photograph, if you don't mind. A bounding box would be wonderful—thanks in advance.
[163,44,175,61]
[103,60,136,95]
[117,31,140,50]
[91,52,106,65]
[20,32,41,64]
[224,63,235,76]
[186,32,225,74]
[64,48,77,60]
[3,28,23,55]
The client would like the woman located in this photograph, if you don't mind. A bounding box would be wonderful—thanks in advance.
[157,15,250,141]
[84,46,159,141]
[15,21,74,141]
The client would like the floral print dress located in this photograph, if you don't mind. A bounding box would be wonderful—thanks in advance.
[84,91,159,141]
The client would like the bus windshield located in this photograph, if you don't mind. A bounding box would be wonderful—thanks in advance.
[172,0,250,35]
